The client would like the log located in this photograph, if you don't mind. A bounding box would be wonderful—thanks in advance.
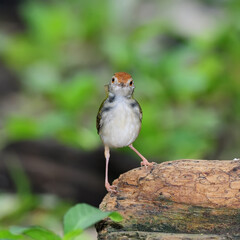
[96,159,240,240]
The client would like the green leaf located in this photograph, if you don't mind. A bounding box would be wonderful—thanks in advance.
[6,117,40,140]
[63,203,122,234]
[62,229,83,240]
[10,226,61,240]
[51,76,95,111]
[0,230,22,240]
[109,212,123,222]
[10,226,29,235]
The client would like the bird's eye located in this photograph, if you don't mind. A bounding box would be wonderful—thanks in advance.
[112,78,115,83]
[129,80,133,86]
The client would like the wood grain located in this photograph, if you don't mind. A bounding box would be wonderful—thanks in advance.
[97,159,240,239]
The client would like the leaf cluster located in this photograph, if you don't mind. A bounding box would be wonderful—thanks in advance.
[0,203,122,240]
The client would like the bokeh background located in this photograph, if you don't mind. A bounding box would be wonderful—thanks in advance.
[0,0,240,238]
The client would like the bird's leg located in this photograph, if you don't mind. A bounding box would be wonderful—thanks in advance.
[128,144,153,168]
[104,146,116,193]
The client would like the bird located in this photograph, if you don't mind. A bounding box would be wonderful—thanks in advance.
[96,72,153,192]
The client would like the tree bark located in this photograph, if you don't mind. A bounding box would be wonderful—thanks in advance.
[96,159,240,240]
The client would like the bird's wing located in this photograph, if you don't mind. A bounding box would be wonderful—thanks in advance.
[97,85,109,134]
[132,99,143,122]
[138,101,143,121]
[96,99,106,134]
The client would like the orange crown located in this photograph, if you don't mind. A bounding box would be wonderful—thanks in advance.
[114,72,132,83]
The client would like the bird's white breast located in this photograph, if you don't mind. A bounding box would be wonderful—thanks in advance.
[100,97,141,148]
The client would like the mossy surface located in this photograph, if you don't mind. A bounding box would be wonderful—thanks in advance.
[97,204,240,237]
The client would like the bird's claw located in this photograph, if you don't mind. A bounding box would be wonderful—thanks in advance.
[141,160,154,169]
[105,182,117,193]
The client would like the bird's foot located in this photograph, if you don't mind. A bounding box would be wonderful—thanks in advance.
[105,182,117,193]
[141,159,154,168]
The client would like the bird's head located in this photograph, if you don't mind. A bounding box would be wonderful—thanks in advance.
[108,72,134,97]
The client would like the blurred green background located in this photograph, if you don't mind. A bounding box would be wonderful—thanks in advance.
[0,0,240,238]
[1,0,240,159]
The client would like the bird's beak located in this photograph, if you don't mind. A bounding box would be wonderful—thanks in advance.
[119,82,124,87]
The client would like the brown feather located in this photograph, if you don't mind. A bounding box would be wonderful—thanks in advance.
[114,72,132,83]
